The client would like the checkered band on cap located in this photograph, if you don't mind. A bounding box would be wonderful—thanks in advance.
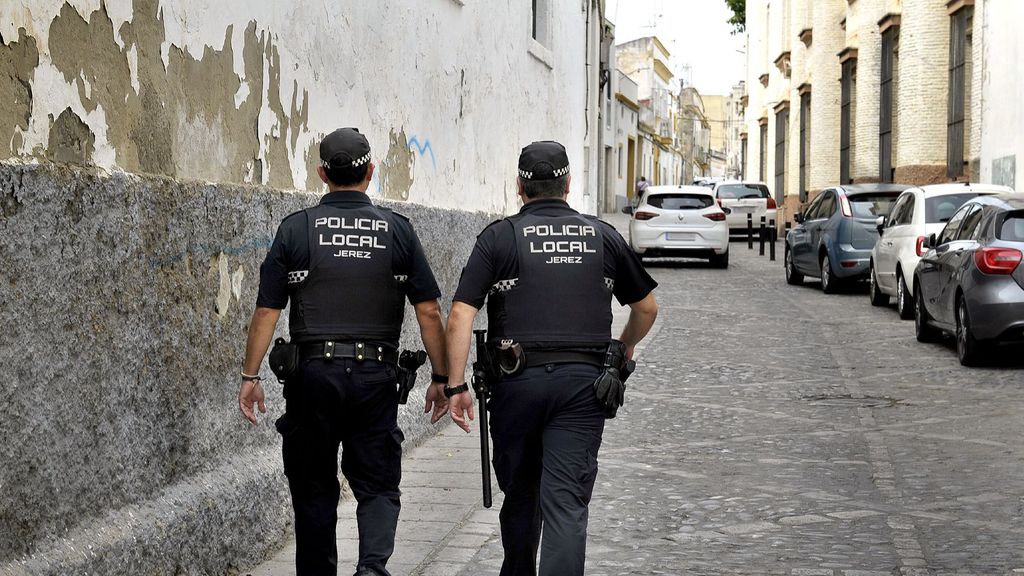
[351,151,371,167]
[553,165,570,177]
[519,170,533,180]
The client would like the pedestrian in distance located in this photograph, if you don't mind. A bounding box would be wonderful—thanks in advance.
[635,175,649,205]
[444,141,659,576]
[238,127,451,576]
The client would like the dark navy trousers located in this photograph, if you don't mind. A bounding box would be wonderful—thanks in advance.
[488,363,606,576]
[275,357,403,576]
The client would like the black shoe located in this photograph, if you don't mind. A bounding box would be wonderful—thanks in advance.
[353,569,383,576]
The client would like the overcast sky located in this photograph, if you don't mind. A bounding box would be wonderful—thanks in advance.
[606,0,746,96]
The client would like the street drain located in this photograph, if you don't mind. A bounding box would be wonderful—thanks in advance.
[803,394,900,408]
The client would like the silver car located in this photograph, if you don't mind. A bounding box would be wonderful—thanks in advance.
[914,193,1024,366]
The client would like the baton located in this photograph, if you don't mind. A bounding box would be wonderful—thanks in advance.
[472,329,493,508]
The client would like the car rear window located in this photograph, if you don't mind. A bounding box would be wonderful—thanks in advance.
[998,213,1024,241]
[716,184,769,200]
[925,193,978,223]
[848,193,899,218]
[646,194,714,210]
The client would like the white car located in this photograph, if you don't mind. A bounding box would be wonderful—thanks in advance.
[627,185,730,268]
[869,182,1014,318]
[712,181,778,233]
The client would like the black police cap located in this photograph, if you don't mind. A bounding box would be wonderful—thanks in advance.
[518,141,570,181]
[320,127,371,169]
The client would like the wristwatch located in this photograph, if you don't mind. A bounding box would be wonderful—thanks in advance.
[443,383,470,398]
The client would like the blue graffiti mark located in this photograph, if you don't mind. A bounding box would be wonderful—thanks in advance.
[407,136,436,169]
[148,236,274,270]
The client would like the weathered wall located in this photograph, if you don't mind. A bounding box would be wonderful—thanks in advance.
[0,0,597,215]
[979,0,1023,190]
[0,160,492,573]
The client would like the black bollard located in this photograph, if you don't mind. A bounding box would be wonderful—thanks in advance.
[759,215,766,256]
[747,213,753,249]
[769,219,777,261]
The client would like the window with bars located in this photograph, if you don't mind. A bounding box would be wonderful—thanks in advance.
[947,7,973,178]
[759,123,768,182]
[840,59,856,184]
[799,92,811,202]
[775,107,789,205]
[880,26,899,183]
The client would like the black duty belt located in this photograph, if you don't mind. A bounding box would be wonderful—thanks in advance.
[299,341,399,364]
[525,350,603,368]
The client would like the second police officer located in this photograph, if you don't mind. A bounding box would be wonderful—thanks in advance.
[238,128,450,576]
[444,141,659,576]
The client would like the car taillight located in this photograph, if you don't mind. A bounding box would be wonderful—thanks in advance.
[766,196,777,210]
[975,247,1022,274]
[634,211,658,221]
[704,212,726,222]
[840,196,853,217]
[915,236,927,257]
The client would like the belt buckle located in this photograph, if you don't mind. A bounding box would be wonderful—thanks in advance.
[324,341,335,360]
[355,342,365,362]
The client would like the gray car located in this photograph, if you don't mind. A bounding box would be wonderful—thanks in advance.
[914,193,1024,365]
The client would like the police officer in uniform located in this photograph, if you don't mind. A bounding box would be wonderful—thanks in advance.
[444,141,659,576]
[239,128,450,576]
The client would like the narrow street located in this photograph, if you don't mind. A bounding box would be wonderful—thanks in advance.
[250,236,1024,576]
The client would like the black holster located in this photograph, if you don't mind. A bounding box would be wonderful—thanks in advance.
[396,349,427,404]
[593,339,634,418]
[269,337,299,383]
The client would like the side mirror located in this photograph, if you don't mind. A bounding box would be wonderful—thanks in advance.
[621,205,634,215]
[876,216,886,235]
[721,207,732,215]
[925,233,937,249]
[793,213,804,224]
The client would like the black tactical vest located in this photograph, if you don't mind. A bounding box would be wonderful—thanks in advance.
[487,212,612,347]
[288,203,405,344]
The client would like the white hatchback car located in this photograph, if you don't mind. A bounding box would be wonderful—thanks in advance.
[869,182,1013,318]
[712,181,778,233]
[628,185,730,267]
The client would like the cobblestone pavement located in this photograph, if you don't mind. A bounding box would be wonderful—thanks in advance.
[248,229,1024,576]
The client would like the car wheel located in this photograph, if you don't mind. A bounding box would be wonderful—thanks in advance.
[896,272,914,320]
[956,297,986,367]
[710,249,729,269]
[820,255,839,294]
[869,265,888,306]
[915,285,942,343]
[785,248,803,285]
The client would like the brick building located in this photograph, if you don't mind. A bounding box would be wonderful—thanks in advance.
[742,0,1003,223]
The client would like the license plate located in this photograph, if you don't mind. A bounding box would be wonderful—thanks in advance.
[666,232,696,241]
[731,206,753,213]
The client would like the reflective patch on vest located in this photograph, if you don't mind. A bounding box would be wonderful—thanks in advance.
[313,215,389,259]
[604,277,614,291]
[521,222,599,264]
[288,270,309,284]
[490,278,519,294]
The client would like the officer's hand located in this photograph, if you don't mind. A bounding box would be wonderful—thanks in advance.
[239,380,267,425]
[624,345,636,362]
[424,383,449,424]
[449,390,475,433]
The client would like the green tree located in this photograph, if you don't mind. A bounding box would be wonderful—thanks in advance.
[725,0,746,33]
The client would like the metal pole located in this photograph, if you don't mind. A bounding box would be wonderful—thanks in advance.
[747,213,753,249]
[769,219,777,261]
[759,216,766,256]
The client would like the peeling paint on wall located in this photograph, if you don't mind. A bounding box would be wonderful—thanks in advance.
[380,127,413,201]
[46,107,94,164]
[0,28,39,155]
[5,1,312,187]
